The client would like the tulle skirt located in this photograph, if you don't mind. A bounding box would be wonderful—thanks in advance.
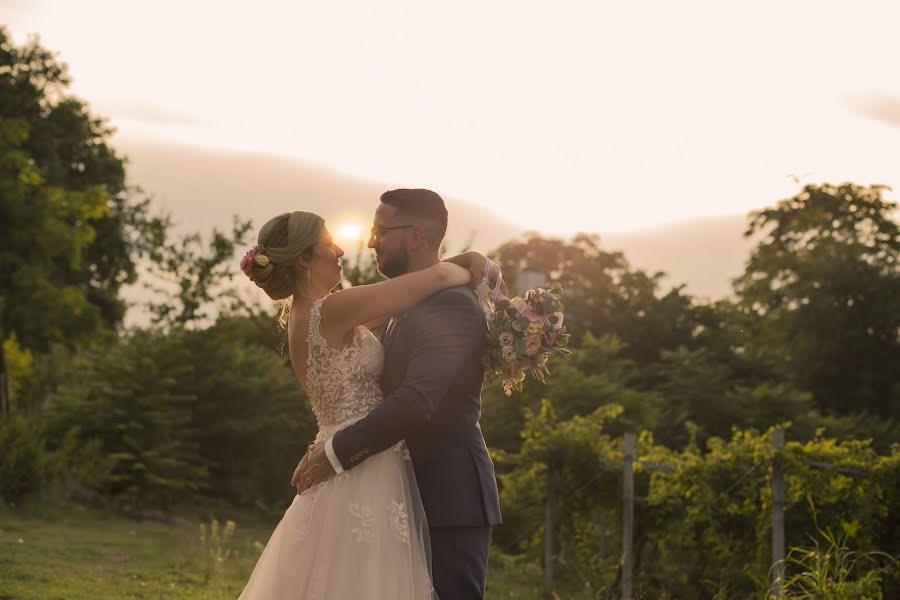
[238,437,437,600]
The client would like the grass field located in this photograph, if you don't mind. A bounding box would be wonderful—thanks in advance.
[0,503,547,599]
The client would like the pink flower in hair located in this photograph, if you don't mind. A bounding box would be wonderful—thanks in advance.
[240,246,269,275]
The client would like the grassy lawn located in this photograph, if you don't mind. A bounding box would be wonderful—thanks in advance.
[0,503,547,599]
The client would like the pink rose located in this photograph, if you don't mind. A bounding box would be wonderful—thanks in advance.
[524,334,542,355]
[543,331,556,346]
[498,332,514,347]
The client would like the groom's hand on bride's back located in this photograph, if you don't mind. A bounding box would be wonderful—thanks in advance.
[290,445,312,493]
[291,441,336,494]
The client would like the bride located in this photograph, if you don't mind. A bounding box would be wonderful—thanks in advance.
[237,210,500,599]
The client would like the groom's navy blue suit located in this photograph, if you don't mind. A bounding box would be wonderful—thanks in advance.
[331,285,502,599]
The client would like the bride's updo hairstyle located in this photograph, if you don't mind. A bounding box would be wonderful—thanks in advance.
[244,211,324,301]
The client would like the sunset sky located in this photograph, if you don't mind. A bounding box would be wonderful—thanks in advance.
[5,0,900,235]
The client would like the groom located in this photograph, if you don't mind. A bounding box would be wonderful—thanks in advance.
[295,188,502,599]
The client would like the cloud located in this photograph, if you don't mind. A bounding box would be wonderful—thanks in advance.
[97,101,204,127]
[847,94,900,129]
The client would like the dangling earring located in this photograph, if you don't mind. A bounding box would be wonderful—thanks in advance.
[297,265,312,299]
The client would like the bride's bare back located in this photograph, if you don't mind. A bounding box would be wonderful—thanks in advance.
[286,297,385,439]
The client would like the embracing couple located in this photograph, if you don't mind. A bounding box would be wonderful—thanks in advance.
[238,189,504,599]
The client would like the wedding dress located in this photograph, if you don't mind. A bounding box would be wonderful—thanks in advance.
[238,298,438,599]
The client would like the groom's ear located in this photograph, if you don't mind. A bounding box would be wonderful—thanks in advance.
[409,224,428,249]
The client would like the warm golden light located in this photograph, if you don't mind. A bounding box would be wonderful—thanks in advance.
[5,2,899,235]
[336,223,364,243]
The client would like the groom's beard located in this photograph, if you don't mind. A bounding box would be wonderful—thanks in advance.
[378,248,411,279]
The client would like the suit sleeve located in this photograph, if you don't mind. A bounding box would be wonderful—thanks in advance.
[330,288,484,471]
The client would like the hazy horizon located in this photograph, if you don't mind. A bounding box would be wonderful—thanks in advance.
[115,136,756,327]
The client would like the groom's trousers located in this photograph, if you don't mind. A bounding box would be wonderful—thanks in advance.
[429,525,492,600]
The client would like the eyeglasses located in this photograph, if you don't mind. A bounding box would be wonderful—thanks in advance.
[369,225,414,241]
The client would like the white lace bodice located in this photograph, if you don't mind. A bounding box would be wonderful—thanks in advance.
[306,298,384,438]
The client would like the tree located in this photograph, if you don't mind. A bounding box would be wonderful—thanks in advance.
[492,233,626,343]
[492,232,704,365]
[143,216,254,329]
[0,29,167,415]
[0,28,167,341]
[734,183,900,418]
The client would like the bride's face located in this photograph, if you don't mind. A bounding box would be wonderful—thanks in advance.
[306,227,344,291]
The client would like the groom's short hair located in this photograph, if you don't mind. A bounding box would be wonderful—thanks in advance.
[380,188,448,249]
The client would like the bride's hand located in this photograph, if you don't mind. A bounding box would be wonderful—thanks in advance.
[444,252,508,298]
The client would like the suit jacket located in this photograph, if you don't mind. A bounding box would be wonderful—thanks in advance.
[331,286,502,528]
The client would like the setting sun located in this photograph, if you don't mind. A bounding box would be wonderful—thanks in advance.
[336,222,364,243]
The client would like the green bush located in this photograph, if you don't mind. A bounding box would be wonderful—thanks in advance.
[498,411,900,598]
[35,316,316,512]
[42,330,207,509]
[41,426,118,504]
[0,415,46,502]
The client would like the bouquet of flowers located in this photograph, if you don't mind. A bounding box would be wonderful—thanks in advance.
[477,281,572,396]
